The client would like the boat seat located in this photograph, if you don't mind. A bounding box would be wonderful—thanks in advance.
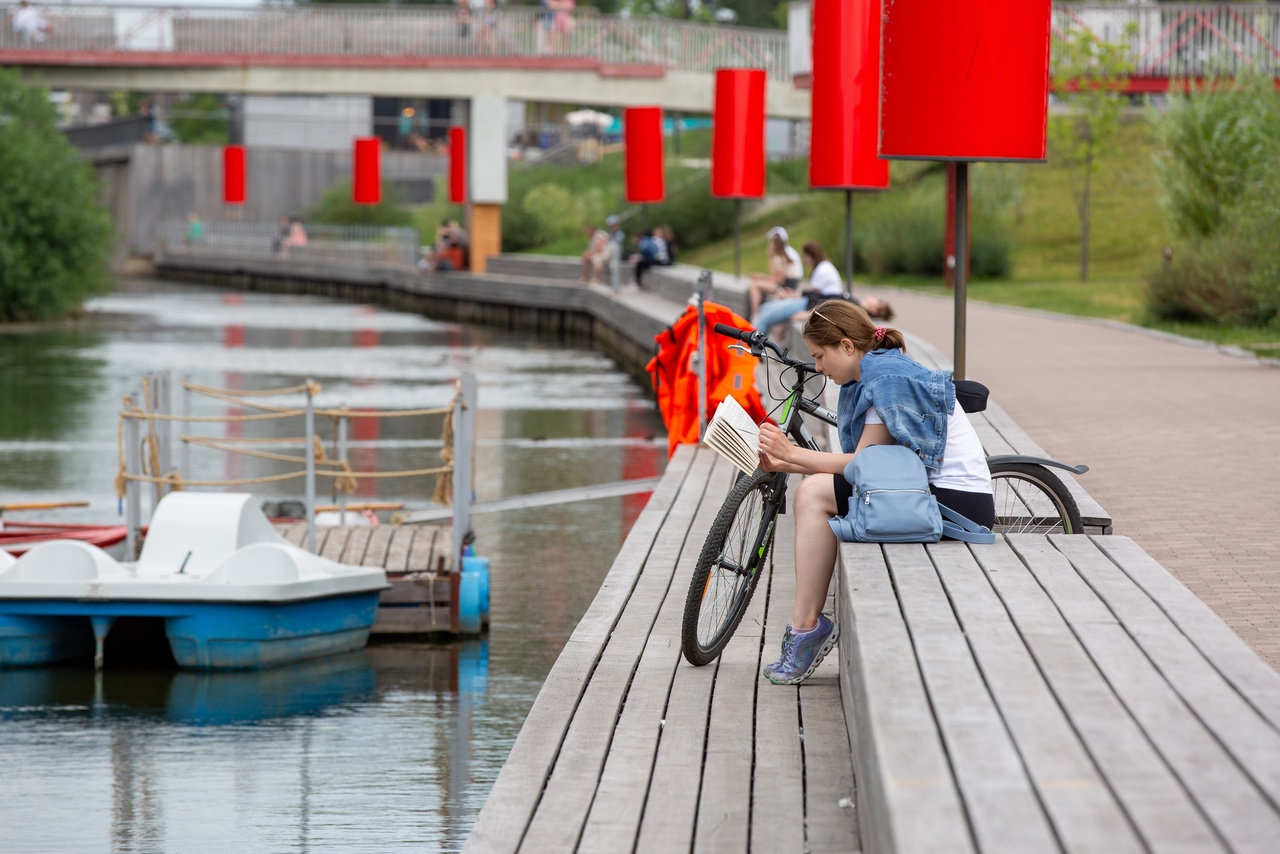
[205,543,306,585]
[0,549,14,571]
[1,539,127,582]
[136,493,286,579]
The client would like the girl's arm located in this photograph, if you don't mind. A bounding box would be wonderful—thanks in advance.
[757,420,895,475]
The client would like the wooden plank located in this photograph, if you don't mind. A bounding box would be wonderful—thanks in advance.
[519,448,718,851]
[362,525,394,568]
[837,542,976,854]
[1091,535,1280,732]
[463,445,701,854]
[1049,535,1280,851]
[578,453,735,851]
[372,604,450,633]
[956,540,1147,853]
[340,526,373,565]
[407,526,442,572]
[888,543,1061,853]
[1003,535,1224,852]
[800,676,859,854]
[751,502,808,854]
[273,523,308,546]
[384,525,416,573]
[318,526,350,562]
[379,575,449,605]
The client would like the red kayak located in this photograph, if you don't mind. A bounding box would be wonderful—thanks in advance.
[1,521,129,557]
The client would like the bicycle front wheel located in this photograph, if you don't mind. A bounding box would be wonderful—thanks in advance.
[681,469,783,666]
[988,462,1083,535]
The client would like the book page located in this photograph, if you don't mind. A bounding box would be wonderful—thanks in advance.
[701,395,761,477]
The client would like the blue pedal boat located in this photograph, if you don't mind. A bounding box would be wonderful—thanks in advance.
[0,493,389,670]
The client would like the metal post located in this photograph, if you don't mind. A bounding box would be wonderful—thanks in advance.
[451,373,477,573]
[733,199,742,280]
[953,161,970,380]
[844,189,855,287]
[181,375,191,479]
[695,271,710,438]
[304,382,316,553]
[124,408,140,559]
[337,407,349,522]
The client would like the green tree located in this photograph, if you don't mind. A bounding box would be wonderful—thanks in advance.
[306,180,416,227]
[0,70,114,323]
[1049,22,1135,282]
[169,92,231,144]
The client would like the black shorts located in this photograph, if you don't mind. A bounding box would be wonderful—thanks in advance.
[833,477,996,530]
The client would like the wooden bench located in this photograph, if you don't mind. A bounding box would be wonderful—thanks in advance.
[836,533,1280,853]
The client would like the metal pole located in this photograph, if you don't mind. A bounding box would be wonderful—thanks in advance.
[953,161,970,380]
[695,272,709,438]
[337,408,349,522]
[124,409,140,559]
[844,189,854,288]
[452,373,477,573]
[733,200,742,280]
[304,382,316,553]
[181,375,191,479]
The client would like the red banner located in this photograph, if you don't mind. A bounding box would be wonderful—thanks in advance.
[448,126,467,204]
[711,69,766,198]
[879,0,1051,161]
[222,145,246,204]
[625,107,665,203]
[353,137,381,204]
[809,0,889,189]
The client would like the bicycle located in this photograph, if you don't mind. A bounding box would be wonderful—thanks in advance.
[681,322,1090,667]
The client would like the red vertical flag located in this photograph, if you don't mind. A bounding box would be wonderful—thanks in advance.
[809,0,889,189]
[624,107,665,203]
[711,68,766,198]
[353,137,381,204]
[879,0,1051,161]
[448,126,467,204]
[223,145,246,204]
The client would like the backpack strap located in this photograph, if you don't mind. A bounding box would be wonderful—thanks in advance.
[939,504,997,545]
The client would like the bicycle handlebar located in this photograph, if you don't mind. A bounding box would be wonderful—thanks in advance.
[712,323,815,373]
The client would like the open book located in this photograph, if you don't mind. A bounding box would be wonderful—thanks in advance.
[701,395,762,476]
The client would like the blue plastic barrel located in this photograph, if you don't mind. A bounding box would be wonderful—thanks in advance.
[458,553,490,635]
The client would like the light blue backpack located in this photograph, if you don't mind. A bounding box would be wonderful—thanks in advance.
[828,445,995,545]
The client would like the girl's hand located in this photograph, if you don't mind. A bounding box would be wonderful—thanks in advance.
[757,421,792,465]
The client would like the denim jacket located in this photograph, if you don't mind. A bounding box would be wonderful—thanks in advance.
[837,348,956,469]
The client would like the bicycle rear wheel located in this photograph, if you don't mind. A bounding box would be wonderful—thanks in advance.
[681,469,783,666]
[988,462,1083,534]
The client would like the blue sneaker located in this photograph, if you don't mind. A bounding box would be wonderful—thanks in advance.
[764,615,839,685]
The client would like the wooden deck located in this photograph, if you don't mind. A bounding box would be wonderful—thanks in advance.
[274,522,460,634]
[462,444,858,853]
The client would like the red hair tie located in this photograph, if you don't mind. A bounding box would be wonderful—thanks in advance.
[874,326,886,342]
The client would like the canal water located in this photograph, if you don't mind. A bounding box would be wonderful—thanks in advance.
[0,278,668,852]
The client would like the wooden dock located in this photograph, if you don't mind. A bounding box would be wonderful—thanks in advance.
[462,444,858,853]
[274,522,463,635]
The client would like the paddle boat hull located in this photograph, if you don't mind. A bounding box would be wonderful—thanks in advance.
[0,522,128,557]
[0,493,389,671]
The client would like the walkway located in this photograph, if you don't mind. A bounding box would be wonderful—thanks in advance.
[874,288,1280,669]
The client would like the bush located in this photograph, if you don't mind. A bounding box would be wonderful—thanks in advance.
[0,70,113,322]
[1147,75,1280,326]
[305,180,415,228]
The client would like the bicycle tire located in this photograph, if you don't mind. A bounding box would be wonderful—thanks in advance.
[681,469,783,666]
[988,462,1083,535]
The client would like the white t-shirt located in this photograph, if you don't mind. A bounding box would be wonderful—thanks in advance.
[865,405,991,493]
[783,246,803,281]
[808,260,844,297]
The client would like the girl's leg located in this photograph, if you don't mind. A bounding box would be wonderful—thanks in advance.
[791,473,839,630]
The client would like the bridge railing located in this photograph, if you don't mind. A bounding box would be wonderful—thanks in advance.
[0,4,790,81]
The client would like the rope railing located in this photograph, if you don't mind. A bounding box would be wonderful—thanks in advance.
[115,373,475,559]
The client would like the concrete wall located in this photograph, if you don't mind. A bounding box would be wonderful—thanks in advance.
[93,144,447,259]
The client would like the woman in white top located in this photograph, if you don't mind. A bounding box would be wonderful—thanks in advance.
[752,241,895,333]
[748,226,803,318]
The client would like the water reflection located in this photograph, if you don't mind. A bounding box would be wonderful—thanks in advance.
[0,278,667,851]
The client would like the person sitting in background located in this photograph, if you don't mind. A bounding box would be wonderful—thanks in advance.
[283,216,307,249]
[581,222,612,283]
[631,227,671,290]
[747,226,803,318]
[659,225,677,264]
[752,241,895,334]
[185,212,203,246]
